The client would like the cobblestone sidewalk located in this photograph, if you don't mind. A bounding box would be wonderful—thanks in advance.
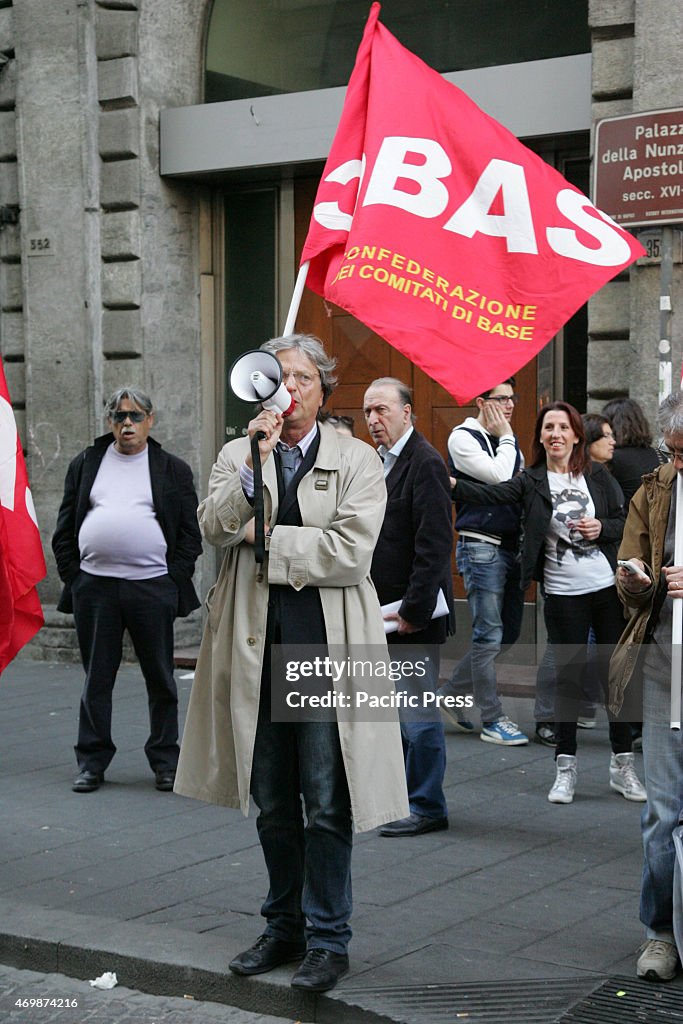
[0,964,293,1024]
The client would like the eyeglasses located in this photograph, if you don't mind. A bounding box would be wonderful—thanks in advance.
[111,409,147,424]
[485,394,518,406]
[281,370,320,388]
[659,442,683,461]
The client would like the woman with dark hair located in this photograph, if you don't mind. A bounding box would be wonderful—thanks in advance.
[583,412,616,467]
[454,401,645,803]
[578,412,621,730]
[602,398,662,504]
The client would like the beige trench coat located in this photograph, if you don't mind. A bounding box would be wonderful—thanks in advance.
[175,422,410,833]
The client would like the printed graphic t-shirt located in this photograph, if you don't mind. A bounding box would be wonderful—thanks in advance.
[543,472,614,595]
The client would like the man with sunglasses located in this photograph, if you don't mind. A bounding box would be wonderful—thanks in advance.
[438,378,529,745]
[52,387,202,794]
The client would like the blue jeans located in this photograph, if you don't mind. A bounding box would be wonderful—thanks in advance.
[250,673,353,954]
[395,648,447,819]
[441,539,523,724]
[641,670,683,942]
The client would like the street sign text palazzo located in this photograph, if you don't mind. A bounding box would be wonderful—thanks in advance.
[594,108,683,227]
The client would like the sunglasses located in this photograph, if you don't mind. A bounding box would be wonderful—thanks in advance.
[325,415,355,428]
[111,409,147,423]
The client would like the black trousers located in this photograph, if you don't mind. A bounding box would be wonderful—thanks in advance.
[543,585,632,758]
[71,571,179,773]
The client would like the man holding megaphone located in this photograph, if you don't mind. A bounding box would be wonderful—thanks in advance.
[175,334,408,993]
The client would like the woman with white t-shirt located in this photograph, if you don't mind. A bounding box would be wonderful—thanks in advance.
[454,401,646,805]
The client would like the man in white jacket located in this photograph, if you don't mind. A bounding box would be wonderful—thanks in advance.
[438,378,529,745]
[175,335,408,994]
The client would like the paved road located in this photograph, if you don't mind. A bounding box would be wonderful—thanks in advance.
[0,962,293,1024]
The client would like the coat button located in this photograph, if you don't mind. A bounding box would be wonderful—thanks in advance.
[229,520,239,530]
[256,573,264,582]
[247,637,257,646]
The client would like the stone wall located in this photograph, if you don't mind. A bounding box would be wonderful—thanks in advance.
[588,0,683,426]
[1,0,213,660]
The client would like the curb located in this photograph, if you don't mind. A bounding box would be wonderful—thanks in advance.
[0,898,393,1023]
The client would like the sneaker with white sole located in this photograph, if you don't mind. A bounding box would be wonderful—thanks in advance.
[480,717,528,745]
[548,754,577,803]
[440,706,476,733]
[636,939,679,982]
[577,715,596,729]
[610,752,647,801]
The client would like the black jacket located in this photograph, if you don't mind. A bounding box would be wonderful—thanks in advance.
[456,461,625,592]
[52,433,202,617]
[371,430,454,645]
[610,446,661,505]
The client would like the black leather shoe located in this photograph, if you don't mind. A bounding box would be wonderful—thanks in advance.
[154,770,176,792]
[228,935,306,976]
[72,770,104,793]
[379,813,448,837]
[291,948,349,992]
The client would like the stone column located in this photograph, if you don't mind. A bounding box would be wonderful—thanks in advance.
[12,0,101,613]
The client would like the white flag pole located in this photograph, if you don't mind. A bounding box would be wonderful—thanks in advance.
[283,261,311,336]
[672,471,683,730]
[668,224,682,729]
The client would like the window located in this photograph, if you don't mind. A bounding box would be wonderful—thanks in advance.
[206,0,589,103]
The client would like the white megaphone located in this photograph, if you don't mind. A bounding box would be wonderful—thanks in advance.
[228,349,296,417]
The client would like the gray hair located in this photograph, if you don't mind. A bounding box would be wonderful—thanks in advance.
[105,387,153,418]
[657,390,683,438]
[260,333,337,404]
[367,377,417,424]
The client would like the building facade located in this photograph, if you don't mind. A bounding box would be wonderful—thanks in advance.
[1,0,682,657]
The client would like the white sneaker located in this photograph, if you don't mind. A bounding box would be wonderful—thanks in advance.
[548,754,577,803]
[610,752,647,802]
[636,939,679,982]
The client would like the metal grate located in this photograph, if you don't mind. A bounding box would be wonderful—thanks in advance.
[337,977,602,1023]
[557,975,683,1023]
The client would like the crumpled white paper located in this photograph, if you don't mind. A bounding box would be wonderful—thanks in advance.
[89,971,118,989]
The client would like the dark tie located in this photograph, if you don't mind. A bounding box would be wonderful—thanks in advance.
[278,445,300,491]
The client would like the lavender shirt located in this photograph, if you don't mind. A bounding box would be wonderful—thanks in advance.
[78,444,167,579]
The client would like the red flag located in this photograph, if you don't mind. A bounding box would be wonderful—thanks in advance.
[301,3,645,404]
[0,358,46,673]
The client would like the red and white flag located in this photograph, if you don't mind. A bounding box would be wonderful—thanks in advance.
[301,2,645,403]
[0,358,46,674]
